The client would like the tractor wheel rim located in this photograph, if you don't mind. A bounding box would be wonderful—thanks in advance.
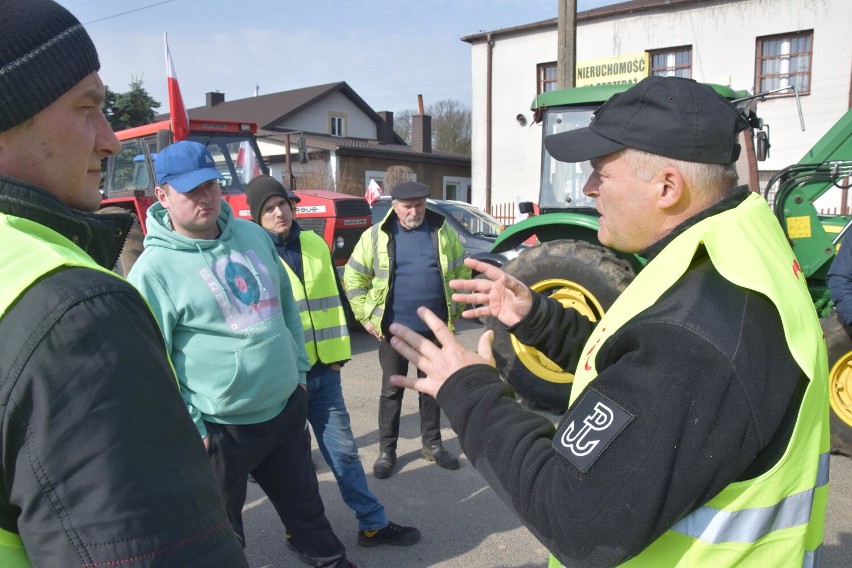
[829,351,852,427]
[509,278,604,385]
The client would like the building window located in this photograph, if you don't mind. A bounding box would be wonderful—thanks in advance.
[649,46,692,78]
[755,31,812,96]
[329,112,347,137]
[537,62,557,94]
[443,177,471,202]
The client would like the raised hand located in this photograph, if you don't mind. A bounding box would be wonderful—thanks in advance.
[450,258,533,327]
[389,307,495,397]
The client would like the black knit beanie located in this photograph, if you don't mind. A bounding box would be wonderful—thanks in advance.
[0,0,100,132]
[245,175,300,223]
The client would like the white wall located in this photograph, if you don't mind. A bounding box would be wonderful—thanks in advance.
[275,91,378,139]
[470,29,556,213]
[470,0,852,213]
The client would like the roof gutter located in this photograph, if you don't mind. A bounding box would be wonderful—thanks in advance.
[485,32,493,214]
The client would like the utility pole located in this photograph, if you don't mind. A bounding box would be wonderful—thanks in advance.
[557,0,577,89]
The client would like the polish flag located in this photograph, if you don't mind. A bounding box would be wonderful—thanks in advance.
[236,140,261,184]
[365,179,383,205]
[164,33,190,142]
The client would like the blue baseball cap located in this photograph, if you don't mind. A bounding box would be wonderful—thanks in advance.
[155,140,225,193]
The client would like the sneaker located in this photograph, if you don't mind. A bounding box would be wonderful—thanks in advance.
[421,444,460,470]
[287,532,355,567]
[373,450,396,479]
[358,521,421,548]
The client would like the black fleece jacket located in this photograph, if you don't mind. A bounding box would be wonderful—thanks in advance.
[436,187,805,567]
[0,176,247,567]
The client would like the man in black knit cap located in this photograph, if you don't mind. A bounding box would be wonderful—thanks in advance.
[0,1,248,566]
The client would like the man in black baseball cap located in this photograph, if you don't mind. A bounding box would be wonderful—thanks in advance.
[542,76,747,254]
[0,1,248,565]
[384,76,828,566]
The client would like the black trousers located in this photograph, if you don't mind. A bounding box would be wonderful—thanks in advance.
[205,386,347,567]
[378,335,442,453]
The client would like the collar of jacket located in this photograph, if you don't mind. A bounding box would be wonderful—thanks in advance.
[0,175,132,269]
[380,206,446,232]
[641,185,750,261]
[283,220,302,245]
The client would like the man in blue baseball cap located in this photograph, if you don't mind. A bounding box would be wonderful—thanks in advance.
[129,140,357,567]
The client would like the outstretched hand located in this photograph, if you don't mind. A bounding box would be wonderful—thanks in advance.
[451,258,533,327]
[389,307,495,397]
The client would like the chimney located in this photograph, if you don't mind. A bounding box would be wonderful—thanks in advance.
[412,94,431,153]
[206,91,225,107]
[412,114,432,154]
[377,111,394,143]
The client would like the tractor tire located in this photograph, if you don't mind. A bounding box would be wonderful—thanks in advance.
[484,240,634,414]
[96,206,143,277]
[821,312,852,457]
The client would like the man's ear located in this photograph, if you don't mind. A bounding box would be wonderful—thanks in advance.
[656,166,686,210]
[155,185,169,207]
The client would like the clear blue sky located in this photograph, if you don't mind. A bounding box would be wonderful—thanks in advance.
[62,0,619,115]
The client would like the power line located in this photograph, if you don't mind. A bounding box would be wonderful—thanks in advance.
[75,0,178,25]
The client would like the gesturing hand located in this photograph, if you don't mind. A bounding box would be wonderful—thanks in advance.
[450,258,533,327]
[389,306,495,397]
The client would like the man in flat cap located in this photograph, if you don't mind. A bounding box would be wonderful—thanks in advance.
[345,178,470,478]
[385,77,829,566]
[0,1,247,565]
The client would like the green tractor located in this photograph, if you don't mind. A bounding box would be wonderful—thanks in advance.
[479,83,852,456]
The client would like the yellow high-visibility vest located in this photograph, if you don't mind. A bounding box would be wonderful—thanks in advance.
[282,230,350,366]
[0,212,124,567]
[551,193,828,567]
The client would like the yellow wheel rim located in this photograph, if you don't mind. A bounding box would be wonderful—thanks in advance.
[509,278,605,385]
[829,351,852,427]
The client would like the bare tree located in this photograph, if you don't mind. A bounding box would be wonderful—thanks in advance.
[392,100,471,155]
[393,109,414,145]
[294,160,334,191]
[428,99,471,155]
[383,165,416,192]
[294,160,361,196]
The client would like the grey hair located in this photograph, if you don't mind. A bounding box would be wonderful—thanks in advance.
[619,148,739,202]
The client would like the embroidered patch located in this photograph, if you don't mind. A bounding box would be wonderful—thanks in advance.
[553,388,634,473]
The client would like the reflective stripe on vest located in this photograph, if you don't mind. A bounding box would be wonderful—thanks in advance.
[282,231,350,366]
[554,194,829,567]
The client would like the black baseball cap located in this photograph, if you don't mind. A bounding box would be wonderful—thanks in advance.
[544,76,748,165]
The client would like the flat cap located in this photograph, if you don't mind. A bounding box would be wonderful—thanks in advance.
[391,181,429,200]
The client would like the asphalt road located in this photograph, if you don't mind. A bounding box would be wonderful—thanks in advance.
[243,318,852,568]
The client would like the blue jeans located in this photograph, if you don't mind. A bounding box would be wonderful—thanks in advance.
[306,365,388,531]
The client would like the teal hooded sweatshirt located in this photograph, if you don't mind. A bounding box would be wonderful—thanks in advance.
[128,200,309,438]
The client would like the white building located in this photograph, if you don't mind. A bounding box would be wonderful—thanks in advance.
[463,0,852,218]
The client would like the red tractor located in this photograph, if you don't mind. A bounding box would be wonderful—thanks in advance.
[100,119,371,274]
